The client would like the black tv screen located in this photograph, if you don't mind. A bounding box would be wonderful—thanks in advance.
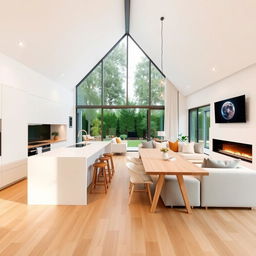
[214,95,246,123]
[28,125,51,142]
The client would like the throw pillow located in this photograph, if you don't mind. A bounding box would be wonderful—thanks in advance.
[194,142,204,154]
[178,142,184,152]
[168,140,178,152]
[181,142,195,154]
[202,158,240,168]
[154,141,168,149]
[111,138,117,144]
[142,141,154,148]
[116,137,122,144]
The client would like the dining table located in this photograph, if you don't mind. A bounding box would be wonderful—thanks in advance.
[139,148,209,213]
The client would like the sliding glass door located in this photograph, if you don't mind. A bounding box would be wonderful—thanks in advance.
[189,105,210,149]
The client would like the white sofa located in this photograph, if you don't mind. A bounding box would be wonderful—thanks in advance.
[161,175,200,207]
[201,166,256,207]
[111,140,127,154]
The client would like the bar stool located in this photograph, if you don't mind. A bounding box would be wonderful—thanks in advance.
[103,153,115,176]
[90,161,108,193]
[99,156,112,183]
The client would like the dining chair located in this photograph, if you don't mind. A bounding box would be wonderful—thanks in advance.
[126,162,153,205]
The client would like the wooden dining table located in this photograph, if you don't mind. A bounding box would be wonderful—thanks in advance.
[140,148,209,213]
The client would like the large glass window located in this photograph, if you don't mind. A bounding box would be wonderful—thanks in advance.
[102,108,147,148]
[189,105,210,149]
[151,64,165,105]
[77,109,102,142]
[103,38,127,105]
[76,35,165,149]
[150,110,164,138]
[128,37,149,105]
[77,65,101,105]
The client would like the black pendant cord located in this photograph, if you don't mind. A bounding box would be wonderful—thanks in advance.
[160,17,165,72]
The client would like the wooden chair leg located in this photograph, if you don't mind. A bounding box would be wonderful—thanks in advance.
[128,184,135,204]
[146,183,152,204]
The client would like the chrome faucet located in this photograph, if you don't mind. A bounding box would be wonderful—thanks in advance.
[77,129,87,139]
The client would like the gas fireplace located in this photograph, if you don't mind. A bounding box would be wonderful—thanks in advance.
[213,139,252,163]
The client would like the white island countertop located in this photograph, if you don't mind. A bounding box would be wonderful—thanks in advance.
[30,141,111,158]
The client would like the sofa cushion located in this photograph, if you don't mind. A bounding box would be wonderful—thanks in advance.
[194,142,204,153]
[142,141,154,148]
[202,158,240,168]
[168,140,178,152]
[181,142,195,154]
[111,138,117,144]
[178,152,206,160]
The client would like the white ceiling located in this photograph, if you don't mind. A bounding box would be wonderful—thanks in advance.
[130,0,256,95]
[0,0,256,95]
[0,0,124,89]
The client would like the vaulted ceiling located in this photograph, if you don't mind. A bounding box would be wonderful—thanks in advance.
[130,0,256,95]
[0,0,256,95]
[0,0,124,89]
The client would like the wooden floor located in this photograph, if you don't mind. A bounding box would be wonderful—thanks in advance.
[0,153,256,256]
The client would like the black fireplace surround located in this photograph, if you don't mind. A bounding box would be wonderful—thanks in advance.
[213,139,252,163]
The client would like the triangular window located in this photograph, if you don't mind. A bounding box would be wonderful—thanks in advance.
[76,35,165,146]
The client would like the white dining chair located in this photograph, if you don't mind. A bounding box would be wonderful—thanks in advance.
[126,162,153,205]
[126,156,143,165]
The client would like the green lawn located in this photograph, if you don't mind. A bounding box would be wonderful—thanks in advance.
[127,140,146,147]
[103,138,146,148]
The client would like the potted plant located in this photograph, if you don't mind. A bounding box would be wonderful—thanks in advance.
[178,133,188,142]
[160,147,169,160]
[51,131,59,140]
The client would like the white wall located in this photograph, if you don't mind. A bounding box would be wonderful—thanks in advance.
[178,92,187,136]
[0,52,75,166]
[186,64,256,169]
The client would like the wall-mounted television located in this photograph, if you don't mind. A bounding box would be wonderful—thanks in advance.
[28,125,51,142]
[214,95,246,123]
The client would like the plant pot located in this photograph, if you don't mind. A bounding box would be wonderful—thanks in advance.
[53,136,59,140]
[162,152,169,160]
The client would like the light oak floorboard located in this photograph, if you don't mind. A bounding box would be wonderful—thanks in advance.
[0,153,255,256]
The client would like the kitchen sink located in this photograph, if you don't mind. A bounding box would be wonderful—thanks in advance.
[68,143,90,148]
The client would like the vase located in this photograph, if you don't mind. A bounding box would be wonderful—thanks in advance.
[162,152,169,160]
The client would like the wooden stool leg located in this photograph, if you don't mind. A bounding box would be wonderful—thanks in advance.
[90,167,97,193]
[107,160,112,183]
[128,184,135,204]
[146,184,152,204]
[103,167,108,193]
[110,156,115,175]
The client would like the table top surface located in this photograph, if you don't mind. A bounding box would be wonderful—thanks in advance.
[140,148,209,176]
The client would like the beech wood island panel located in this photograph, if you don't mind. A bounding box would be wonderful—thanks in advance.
[140,148,209,213]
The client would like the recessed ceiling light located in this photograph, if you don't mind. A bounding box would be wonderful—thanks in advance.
[211,67,216,72]
[18,41,24,47]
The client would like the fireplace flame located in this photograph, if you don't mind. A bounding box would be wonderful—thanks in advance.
[222,145,252,160]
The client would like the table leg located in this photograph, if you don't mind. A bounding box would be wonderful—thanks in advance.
[150,174,165,213]
[176,175,192,214]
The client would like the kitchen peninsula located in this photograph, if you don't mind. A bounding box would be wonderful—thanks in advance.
[28,141,111,205]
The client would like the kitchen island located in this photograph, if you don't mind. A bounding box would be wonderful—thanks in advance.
[27,141,111,205]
